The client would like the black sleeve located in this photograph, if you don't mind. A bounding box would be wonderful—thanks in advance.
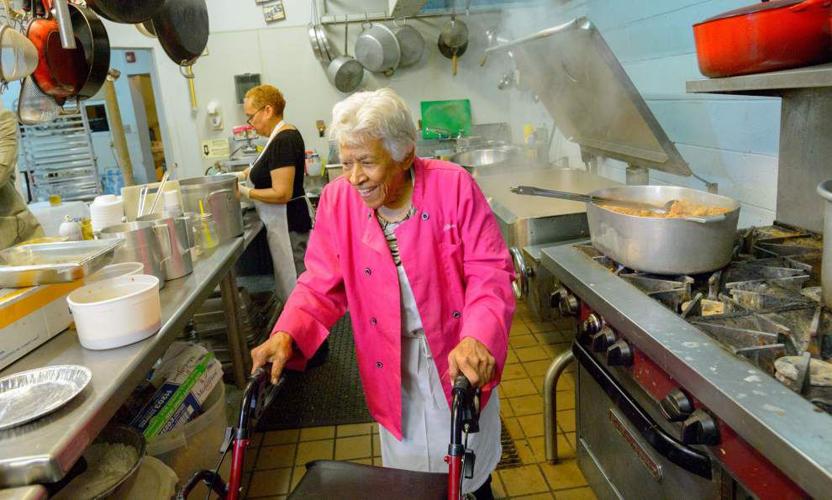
[266,132,303,172]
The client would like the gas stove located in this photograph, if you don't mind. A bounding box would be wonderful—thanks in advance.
[540,224,832,500]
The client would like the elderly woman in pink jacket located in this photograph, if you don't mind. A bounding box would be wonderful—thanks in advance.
[251,88,514,498]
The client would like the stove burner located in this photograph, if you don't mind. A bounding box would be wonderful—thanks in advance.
[577,225,831,413]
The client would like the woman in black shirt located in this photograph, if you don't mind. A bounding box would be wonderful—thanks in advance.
[238,85,312,304]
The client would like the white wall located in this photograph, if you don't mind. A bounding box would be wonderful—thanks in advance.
[71,0,782,229]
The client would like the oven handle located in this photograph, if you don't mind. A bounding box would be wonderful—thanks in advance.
[572,340,713,479]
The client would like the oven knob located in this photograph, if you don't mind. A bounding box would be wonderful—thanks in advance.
[660,388,694,422]
[591,327,616,352]
[605,340,633,367]
[680,410,720,446]
[551,287,578,317]
[580,314,604,337]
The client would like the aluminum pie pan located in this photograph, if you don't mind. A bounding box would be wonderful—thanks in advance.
[0,365,92,430]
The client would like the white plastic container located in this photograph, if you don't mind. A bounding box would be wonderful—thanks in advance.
[85,262,145,284]
[146,382,227,481]
[67,275,161,350]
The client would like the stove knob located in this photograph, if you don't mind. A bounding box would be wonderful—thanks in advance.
[551,287,578,317]
[580,314,604,338]
[680,409,720,446]
[660,388,694,422]
[605,340,633,367]
[591,327,616,352]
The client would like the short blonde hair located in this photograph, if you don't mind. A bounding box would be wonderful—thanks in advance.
[329,88,416,162]
[245,84,286,116]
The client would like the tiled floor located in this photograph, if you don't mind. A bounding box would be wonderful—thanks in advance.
[239,302,596,499]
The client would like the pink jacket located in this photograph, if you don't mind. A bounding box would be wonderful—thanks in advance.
[273,157,515,439]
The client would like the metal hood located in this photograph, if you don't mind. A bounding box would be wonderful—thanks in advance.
[487,17,692,177]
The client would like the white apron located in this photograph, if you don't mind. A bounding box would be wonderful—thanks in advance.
[379,249,502,495]
[250,121,298,303]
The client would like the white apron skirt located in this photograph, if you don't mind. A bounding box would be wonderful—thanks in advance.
[379,266,502,494]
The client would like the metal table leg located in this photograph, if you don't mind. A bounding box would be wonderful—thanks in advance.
[544,349,575,463]
[220,268,249,388]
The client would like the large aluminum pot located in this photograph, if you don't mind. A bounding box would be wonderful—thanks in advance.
[817,180,832,308]
[136,214,193,280]
[586,185,741,275]
[98,221,167,288]
[178,175,243,243]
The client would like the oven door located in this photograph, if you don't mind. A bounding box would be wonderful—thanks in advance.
[572,341,724,499]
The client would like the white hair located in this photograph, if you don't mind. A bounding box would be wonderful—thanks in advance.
[329,88,417,162]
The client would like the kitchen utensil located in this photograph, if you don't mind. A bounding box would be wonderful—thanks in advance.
[314,7,332,63]
[450,145,522,172]
[693,0,832,78]
[307,1,323,61]
[515,184,741,274]
[67,274,161,350]
[27,0,110,105]
[327,16,363,93]
[98,221,167,286]
[0,24,38,83]
[136,214,193,280]
[0,365,91,430]
[354,17,401,74]
[193,212,219,257]
[86,261,144,283]
[0,239,121,287]
[420,99,472,140]
[438,10,469,76]
[147,171,169,215]
[511,185,678,215]
[178,174,243,242]
[151,0,208,108]
[135,19,156,38]
[55,425,147,499]
[392,18,424,68]
[817,179,832,308]
[17,76,59,125]
[86,0,165,24]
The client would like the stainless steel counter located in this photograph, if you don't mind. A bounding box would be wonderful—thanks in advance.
[0,238,243,488]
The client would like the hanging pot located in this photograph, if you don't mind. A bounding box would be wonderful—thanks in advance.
[86,0,165,24]
[693,0,832,78]
[27,0,109,105]
[151,0,209,109]
[327,17,363,93]
[354,19,401,74]
[438,13,469,76]
[391,18,424,68]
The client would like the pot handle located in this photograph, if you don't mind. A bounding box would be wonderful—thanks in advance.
[153,222,173,259]
[683,214,727,224]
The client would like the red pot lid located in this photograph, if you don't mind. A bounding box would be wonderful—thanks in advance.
[696,0,813,24]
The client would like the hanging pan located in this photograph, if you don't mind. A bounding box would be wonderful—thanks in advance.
[86,0,165,24]
[151,0,209,110]
[327,16,363,93]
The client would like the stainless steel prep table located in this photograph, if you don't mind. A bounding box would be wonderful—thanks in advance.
[0,236,245,487]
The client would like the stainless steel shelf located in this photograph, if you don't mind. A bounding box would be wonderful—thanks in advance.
[686,63,832,95]
[0,238,244,488]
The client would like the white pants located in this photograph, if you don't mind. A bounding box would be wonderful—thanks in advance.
[379,335,502,494]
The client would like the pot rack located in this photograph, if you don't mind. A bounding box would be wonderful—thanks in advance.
[316,0,500,26]
[687,64,832,233]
